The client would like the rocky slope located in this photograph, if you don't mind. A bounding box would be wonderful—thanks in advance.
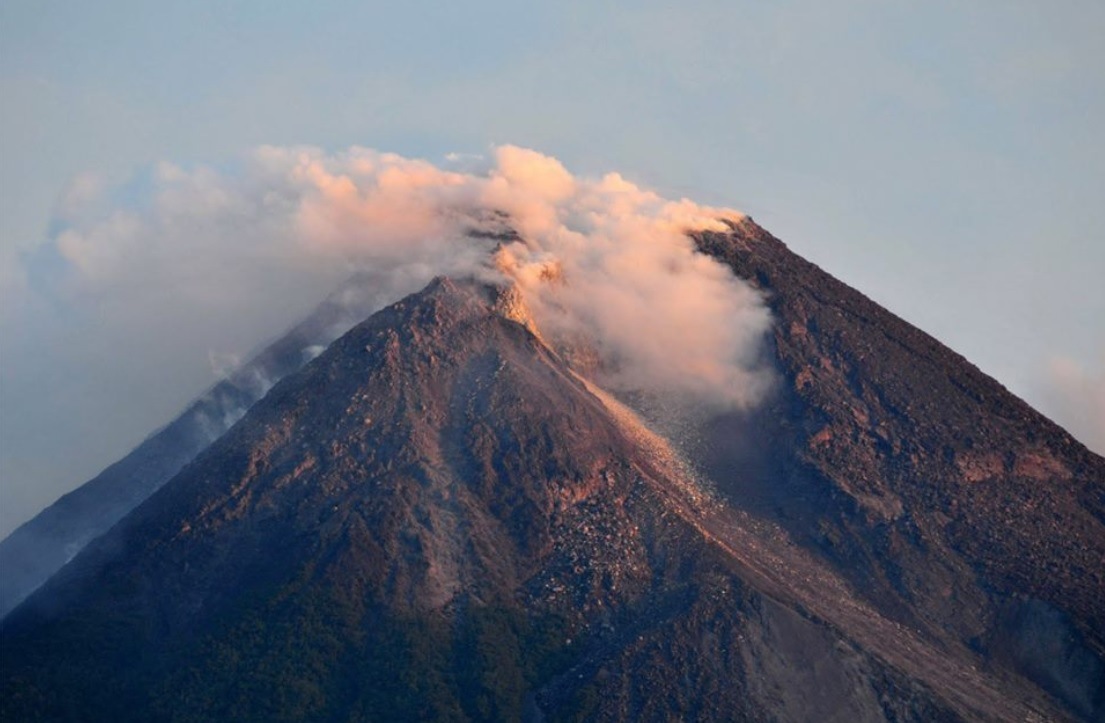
[695,218,1105,720]
[1,276,1089,722]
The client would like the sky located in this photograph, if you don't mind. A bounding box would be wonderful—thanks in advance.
[1,0,1103,538]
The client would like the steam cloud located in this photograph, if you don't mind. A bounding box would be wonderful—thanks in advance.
[42,144,773,410]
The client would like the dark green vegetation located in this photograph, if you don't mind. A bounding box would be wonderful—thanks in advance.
[2,222,1103,721]
[3,586,578,721]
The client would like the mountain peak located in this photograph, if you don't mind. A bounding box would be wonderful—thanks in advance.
[2,228,1102,722]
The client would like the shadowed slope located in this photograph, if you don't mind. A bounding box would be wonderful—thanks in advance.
[696,218,1105,720]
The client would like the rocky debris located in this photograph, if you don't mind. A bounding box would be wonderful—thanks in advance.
[3,212,1104,721]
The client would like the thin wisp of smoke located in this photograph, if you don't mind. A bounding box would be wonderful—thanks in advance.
[46,145,774,409]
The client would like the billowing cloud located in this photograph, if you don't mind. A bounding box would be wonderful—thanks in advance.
[36,144,772,410]
[2,145,773,536]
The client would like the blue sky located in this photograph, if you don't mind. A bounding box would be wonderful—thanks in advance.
[1,0,1103,536]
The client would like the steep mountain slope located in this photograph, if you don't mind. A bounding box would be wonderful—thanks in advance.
[695,218,1105,720]
[0,274,384,620]
[0,277,1080,722]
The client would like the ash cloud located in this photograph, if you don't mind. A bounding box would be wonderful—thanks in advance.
[43,144,772,406]
[3,145,773,534]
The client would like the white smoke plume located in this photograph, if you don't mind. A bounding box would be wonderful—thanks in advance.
[35,144,773,411]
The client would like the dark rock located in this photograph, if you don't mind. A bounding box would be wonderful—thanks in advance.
[3,217,1102,721]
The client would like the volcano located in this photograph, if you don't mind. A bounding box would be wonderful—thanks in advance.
[1,219,1102,722]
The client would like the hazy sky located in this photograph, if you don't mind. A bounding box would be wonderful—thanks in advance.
[1,0,1103,538]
